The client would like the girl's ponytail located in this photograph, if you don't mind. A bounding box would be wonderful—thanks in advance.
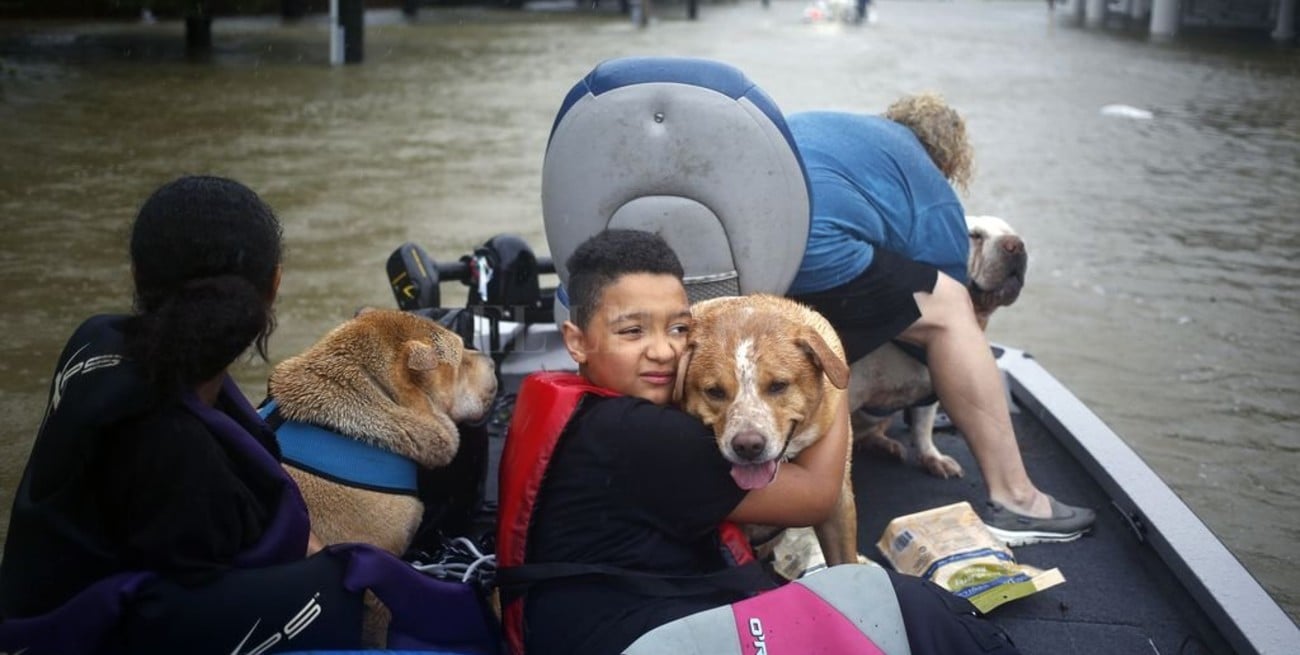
[126,275,271,392]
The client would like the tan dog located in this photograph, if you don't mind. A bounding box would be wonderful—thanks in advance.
[268,308,497,555]
[846,214,1027,478]
[268,309,497,646]
[677,294,858,571]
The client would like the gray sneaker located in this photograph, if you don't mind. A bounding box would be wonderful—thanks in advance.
[983,496,1096,547]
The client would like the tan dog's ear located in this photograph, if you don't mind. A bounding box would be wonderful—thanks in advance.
[429,331,461,364]
[354,306,380,317]
[404,340,437,371]
[672,345,695,405]
[797,330,850,390]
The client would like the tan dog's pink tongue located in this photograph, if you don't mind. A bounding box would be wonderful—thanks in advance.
[730,461,779,490]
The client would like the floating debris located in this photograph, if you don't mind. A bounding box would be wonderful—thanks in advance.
[1100,104,1155,120]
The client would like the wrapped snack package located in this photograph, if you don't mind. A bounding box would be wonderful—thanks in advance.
[876,501,1065,613]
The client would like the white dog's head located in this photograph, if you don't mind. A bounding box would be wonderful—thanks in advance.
[965,215,1027,328]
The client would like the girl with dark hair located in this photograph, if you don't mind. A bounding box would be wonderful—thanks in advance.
[0,176,498,654]
[124,174,284,400]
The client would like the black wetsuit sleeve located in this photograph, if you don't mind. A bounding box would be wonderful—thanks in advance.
[93,410,273,581]
[596,399,748,541]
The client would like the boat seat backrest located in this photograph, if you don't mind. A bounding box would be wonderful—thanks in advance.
[542,57,811,323]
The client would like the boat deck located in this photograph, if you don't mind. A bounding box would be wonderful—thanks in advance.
[855,409,1227,654]
[454,325,1246,655]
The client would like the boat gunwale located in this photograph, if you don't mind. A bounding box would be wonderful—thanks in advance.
[994,344,1300,655]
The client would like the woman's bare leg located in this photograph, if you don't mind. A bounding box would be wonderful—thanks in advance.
[898,274,1053,518]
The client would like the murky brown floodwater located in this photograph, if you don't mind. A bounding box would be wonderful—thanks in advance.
[1,0,1296,621]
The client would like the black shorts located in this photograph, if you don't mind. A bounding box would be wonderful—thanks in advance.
[888,570,1021,655]
[789,249,939,363]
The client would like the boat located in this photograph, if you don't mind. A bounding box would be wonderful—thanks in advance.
[384,246,1298,655]
[374,55,1299,653]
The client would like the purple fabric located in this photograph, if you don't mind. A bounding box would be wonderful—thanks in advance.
[181,377,310,566]
[330,544,499,654]
[1,375,310,654]
[0,571,154,654]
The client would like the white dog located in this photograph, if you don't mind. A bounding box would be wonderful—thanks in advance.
[845,215,1027,478]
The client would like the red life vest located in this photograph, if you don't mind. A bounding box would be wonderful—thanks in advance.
[495,371,756,655]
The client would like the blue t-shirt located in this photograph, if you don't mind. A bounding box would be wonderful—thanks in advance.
[787,112,970,295]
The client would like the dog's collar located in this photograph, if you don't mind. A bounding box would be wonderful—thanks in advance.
[259,400,420,497]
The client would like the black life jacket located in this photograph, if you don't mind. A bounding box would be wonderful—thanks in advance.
[0,315,311,652]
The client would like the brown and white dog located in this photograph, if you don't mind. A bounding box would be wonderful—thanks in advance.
[268,308,497,555]
[676,294,857,570]
[846,214,1028,478]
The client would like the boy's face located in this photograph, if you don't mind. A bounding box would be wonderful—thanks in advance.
[561,273,691,405]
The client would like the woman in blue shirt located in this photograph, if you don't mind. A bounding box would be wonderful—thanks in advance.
[786,94,1095,543]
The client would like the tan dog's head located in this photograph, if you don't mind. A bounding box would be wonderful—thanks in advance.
[677,295,848,491]
[965,215,1028,329]
[269,309,496,468]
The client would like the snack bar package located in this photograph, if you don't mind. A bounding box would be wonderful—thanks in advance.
[876,501,1065,613]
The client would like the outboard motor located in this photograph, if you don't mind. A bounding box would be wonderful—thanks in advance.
[462,233,545,325]
[541,56,812,319]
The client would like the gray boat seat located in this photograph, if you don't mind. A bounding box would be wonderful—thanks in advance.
[542,57,811,326]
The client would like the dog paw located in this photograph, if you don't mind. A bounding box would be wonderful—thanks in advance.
[920,453,963,479]
[860,436,907,461]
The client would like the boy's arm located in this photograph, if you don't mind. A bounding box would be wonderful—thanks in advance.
[725,394,850,527]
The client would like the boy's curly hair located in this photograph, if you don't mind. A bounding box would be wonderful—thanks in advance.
[884,93,974,194]
[565,229,684,329]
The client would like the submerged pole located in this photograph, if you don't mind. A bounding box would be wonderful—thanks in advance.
[1149,0,1180,38]
[282,0,308,19]
[1065,0,1085,24]
[632,0,652,27]
[1085,0,1106,27]
[330,0,365,65]
[1273,0,1296,41]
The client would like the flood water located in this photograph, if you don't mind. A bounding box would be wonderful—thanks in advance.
[1,0,1297,622]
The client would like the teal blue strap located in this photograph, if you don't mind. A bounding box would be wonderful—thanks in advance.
[260,400,420,496]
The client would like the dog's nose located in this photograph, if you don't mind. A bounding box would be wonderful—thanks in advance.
[1000,236,1024,256]
[731,432,768,462]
